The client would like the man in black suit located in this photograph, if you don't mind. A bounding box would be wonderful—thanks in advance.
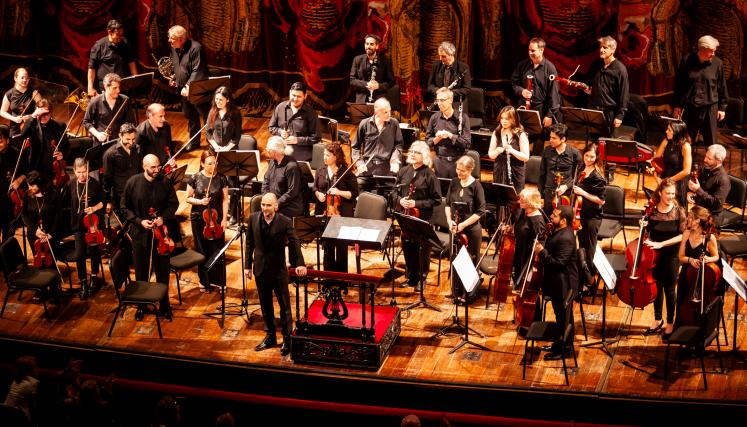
[426,41,471,104]
[349,34,395,104]
[244,193,307,356]
[534,205,578,360]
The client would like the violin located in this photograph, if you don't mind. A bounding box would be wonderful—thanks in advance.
[82,180,105,246]
[33,221,55,268]
[514,222,554,332]
[572,171,586,231]
[104,210,132,257]
[8,138,30,217]
[149,208,175,256]
[202,197,224,240]
[325,193,341,216]
[403,183,420,218]
[552,172,571,209]
[649,157,665,175]
[493,225,515,304]
[686,164,700,205]
[50,139,69,190]
[616,199,659,308]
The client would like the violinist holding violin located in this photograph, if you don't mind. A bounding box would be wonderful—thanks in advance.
[675,206,721,328]
[61,158,105,298]
[17,98,67,181]
[21,172,62,262]
[313,142,359,272]
[185,150,229,292]
[539,123,582,215]
[82,73,135,145]
[641,179,686,337]
[122,154,179,319]
[0,68,45,140]
[445,155,485,302]
[572,142,606,283]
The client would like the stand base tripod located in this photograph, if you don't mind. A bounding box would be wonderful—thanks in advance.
[404,278,441,312]
[581,285,619,357]
[204,294,260,329]
[431,300,492,354]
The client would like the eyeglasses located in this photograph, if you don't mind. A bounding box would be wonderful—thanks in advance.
[436,98,449,103]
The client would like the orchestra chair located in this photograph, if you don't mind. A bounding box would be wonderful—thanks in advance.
[318,116,339,143]
[465,150,481,180]
[429,200,453,289]
[597,185,627,252]
[386,84,401,118]
[108,250,168,338]
[718,175,747,233]
[524,156,542,186]
[523,291,578,385]
[0,237,62,319]
[237,134,258,201]
[310,143,326,171]
[353,191,390,266]
[169,240,206,305]
[466,87,485,130]
[663,296,724,390]
[249,194,262,214]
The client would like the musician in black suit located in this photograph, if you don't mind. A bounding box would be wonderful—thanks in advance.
[426,41,471,102]
[244,193,307,356]
[534,205,578,360]
[349,34,395,103]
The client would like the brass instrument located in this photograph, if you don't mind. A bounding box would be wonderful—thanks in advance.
[152,54,175,82]
[63,88,90,111]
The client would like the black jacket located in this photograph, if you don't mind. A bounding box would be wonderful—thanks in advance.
[539,226,579,299]
[244,212,304,279]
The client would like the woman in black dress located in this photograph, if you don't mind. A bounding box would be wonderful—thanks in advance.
[185,150,230,292]
[313,142,359,272]
[445,155,486,301]
[675,205,720,328]
[572,142,606,283]
[488,106,530,192]
[643,179,686,337]
[511,187,546,289]
[651,120,692,209]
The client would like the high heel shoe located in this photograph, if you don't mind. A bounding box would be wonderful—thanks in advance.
[643,320,664,335]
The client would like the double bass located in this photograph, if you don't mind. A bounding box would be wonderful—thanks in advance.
[514,222,554,331]
[492,225,515,304]
[616,199,659,308]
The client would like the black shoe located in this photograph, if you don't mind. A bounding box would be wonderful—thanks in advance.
[255,335,277,351]
[413,283,422,292]
[159,309,173,321]
[540,344,559,352]
[544,352,566,361]
[79,280,89,300]
[643,320,664,335]
[280,340,290,356]
[399,279,412,288]
[135,308,144,321]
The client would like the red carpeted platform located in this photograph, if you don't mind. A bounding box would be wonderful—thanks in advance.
[290,299,401,370]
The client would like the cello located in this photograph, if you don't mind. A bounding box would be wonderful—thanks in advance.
[616,199,659,308]
[678,225,722,326]
[514,222,554,331]
[493,225,515,304]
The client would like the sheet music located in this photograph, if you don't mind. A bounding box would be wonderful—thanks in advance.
[593,245,617,290]
[722,259,747,302]
[453,247,480,292]
[338,226,361,240]
[358,228,380,242]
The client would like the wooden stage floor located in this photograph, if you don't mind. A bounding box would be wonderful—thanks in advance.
[2,112,747,423]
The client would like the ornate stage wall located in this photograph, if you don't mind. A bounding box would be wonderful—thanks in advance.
[1,0,745,120]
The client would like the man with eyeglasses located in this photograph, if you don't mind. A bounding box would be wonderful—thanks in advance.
[426,87,471,179]
[426,41,471,103]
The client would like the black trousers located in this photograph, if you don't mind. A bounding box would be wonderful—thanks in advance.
[434,157,458,180]
[132,232,171,312]
[683,103,719,147]
[451,224,482,300]
[403,239,431,285]
[255,273,293,337]
[652,250,679,324]
[73,231,101,282]
[578,217,601,277]
[190,216,226,288]
[181,97,210,146]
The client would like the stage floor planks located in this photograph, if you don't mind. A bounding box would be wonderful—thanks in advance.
[2,112,747,409]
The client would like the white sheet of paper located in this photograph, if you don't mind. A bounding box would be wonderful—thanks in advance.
[338,226,361,240]
[453,246,480,292]
[358,228,379,242]
[722,259,747,302]
[593,245,617,290]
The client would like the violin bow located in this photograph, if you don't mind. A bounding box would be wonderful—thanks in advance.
[101,97,129,137]
[162,123,209,171]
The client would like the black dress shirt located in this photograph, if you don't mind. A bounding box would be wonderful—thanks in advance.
[393,164,442,221]
[102,143,142,203]
[352,116,403,172]
[539,226,579,299]
[88,36,135,89]
[206,109,243,148]
[22,189,62,239]
[82,94,135,139]
[349,54,395,103]
[268,101,320,162]
[136,120,174,166]
[18,117,66,175]
[694,165,730,215]
[539,145,583,201]
[61,178,104,232]
[185,172,229,219]
[426,111,471,159]
[511,57,561,122]
[585,58,629,122]
[673,53,728,110]
[4,87,37,137]
[426,60,472,100]
[121,173,179,240]
[445,178,486,229]
[262,155,304,218]
[578,169,606,220]
[170,39,209,89]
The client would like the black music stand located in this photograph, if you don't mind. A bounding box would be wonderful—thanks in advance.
[718,132,747,172]
[370,175,397,198]
[418,110,436,133]
[582,248,625,357]
[164,164,187,190]
[492,183,519,223]
[321,215,389,272]
[393,212,442,312]
[400,126,418,152]
[295,216,326,271]
[189,75,231,106]
[600,137,645,202]
[207,150,260,324]
[203,231,242,328]
[83,139,115,172]
[120,72,154,123]
[347,103,374,125]
[561,107,608,143]
[517,109,543,136]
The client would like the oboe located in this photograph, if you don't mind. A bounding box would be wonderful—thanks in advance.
[525,74,533,110]
[505,132,513,186]
[368,62,377,103]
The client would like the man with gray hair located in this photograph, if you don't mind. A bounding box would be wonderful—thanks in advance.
[426,41,471,103]
[583,36,629,134]
[352,97,403,192]
[262,136,304,218]
[136,103,175,168]
[426,87,471,179]
[688,143,730,224]
[673,35,728,147]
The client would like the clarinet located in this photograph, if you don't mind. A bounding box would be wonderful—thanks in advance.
[368,62,377,103]
[505,132,513,186]
[457,97,464,137]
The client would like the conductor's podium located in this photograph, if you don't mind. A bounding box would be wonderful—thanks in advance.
[288,269,401,370]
